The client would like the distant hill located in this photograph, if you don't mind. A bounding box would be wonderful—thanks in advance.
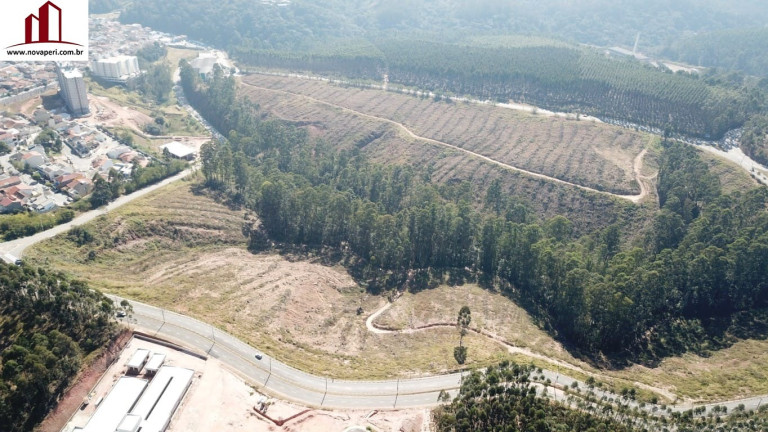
[120,0,768,51]
[664,27,768,77]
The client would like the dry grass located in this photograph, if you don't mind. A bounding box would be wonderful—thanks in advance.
[24,180,509,380]
[701,152,759,194]
[374,284,768,403]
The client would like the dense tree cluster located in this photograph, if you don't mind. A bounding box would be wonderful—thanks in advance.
[34,128,62,154]
[136,42,168,66]
[0,263,118,431]
[664,27,768,77]
[185,70,768,359]
[123,0,768,139]
[138,63,173,104]
[120,0,768,53]
[741,115,768,166]
[433,362,636,432]
[89,160,187,209]
[376,40,757,139]
[0,209,75,240]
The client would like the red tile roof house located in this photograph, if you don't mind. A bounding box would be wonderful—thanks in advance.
[0,176,22,190]
[3,185,34,201]
[54,173,85,189]
[0,197,23,213]
[64,178,93,198]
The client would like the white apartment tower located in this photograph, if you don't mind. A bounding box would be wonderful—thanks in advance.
[56,64,89,117]
[91,56,141,82]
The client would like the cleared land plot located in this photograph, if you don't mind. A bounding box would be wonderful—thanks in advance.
[240,77,646,234]
[701,152,760,194]
[375,285,768,403]
[24,180,509,380]
[242,74,648,195]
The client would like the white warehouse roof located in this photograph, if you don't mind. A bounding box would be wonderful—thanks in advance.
[145,353,166,372]
[130,366,195,432]
[79,377,147,432]
[161,142,196,158]
[126,349,151,370]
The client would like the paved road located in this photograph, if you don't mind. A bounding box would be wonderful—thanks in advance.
[114,296,462,409]
[115,295,768,416]
[0,168,195,259]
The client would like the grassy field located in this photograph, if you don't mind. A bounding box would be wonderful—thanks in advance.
[375,284,768,403]
[701,152,760,194]
[242,74,647,195]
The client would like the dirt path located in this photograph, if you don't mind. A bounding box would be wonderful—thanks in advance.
[242,82,650,204]
[365,302,678,402]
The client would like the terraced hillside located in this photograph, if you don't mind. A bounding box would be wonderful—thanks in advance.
[239,75,655,234]
[241,74,649,196]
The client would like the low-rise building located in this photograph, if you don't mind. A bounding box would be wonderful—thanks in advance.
[161,142,196,160]
[107,146,132,159]
[22,151,46,169]
[0,197,23,213]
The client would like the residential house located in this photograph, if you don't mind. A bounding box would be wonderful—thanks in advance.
[3,185,35,202]
[92,156,114,172]
[54,173,85,189]
[0,197,23,213]
[63,178,93,198]
[107,146,132,159]
[38,163,71,181]
[118,151,139,163]
[29,196,57,213]
[21,151,46,169]
[0,176,21,190]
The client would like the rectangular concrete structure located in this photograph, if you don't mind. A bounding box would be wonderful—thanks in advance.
[78,377,147,432]
[130,366,195,432]
[126,349,151,375]
[145,353,166,374]
[56,64,89,116]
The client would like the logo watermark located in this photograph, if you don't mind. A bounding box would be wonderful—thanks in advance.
[1,0,88,61]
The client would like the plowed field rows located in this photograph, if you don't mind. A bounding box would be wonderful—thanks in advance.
[242,74,648,195]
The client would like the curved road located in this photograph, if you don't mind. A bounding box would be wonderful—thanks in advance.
[117,295,768,416]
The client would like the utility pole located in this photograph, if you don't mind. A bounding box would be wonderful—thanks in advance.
[321,378,328,406]
[394,379,399,408]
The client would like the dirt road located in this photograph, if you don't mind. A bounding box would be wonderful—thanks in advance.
[242,82,651,204]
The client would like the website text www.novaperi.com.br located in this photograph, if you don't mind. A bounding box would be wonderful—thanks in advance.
[5,48,84,56]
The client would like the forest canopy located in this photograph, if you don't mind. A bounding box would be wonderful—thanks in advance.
[183,68,768,362]
[0,264,118,431]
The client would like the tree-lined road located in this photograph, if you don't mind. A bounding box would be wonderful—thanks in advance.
[0,168,194,260]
